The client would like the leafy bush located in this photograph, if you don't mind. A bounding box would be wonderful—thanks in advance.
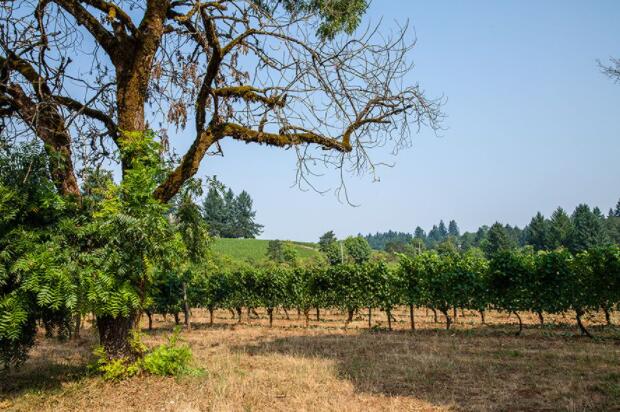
[90,346,141,381]
[90,328,199,380]
[142,329,197,377]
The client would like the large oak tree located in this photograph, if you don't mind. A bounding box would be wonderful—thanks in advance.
[0,0,440,356]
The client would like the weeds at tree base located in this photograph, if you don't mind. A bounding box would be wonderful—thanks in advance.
[89,327,203,381]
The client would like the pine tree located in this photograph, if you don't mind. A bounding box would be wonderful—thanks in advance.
[319,231,337,252]
[438,220,448,240]
[220,188,237,238]
[202,178,227,237]
[427,225,440,247]
[474,226,489,247]
[448,220,460,238]
[233,191,263,238]
[606,212,620,245]
[483,222,515,256]
[525,212,549,250]
[548,207,572,249]
[569,204,609,252]
[203,179,262,238]
[414,226,426,240]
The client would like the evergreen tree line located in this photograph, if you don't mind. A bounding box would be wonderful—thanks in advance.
[364,230,413,250]
[201,177,263,238]
[146,245,620,336]
[364,202,620,256]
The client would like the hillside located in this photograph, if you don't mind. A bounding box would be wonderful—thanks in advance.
[211,238,321,262]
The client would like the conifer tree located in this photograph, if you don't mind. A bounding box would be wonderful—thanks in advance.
[414,226,426,241]
[525,212,549,251]
[319,231,338,251]
[233,191,263,238]
[484,223,516,256]
[548,207,572,249]
[570,204,609,252]
[438,220,449,240]
[448,220,460,238]
[202,178,227,237]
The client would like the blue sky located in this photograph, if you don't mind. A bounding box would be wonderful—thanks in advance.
[195,0,620,241]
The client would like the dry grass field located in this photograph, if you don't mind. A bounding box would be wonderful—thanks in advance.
[2,308,620,412]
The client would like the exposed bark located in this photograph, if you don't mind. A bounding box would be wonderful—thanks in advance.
[146,311,153,331]
[409,304,415,331]
[441,309,451,330]
[236,307,242,323]
[154,130,217,201]
[602,306,612,326]
[386,309,393,331]
[72,313,81,339]
[303,308,310,328]
[208,307,214,325]
[536,311,544,326]
[283,308,290,320]
[267,307,274,328]
[432,308,438,323]
[347,308,354,323]
[174,312,180,325]
[576,310,593,338]
[453,307,458,321]
[114,1,168,135]
[513,311,523,336]
[96,315,135,360]
[182,282,191,331]
[316,307,320,321]
[479,310,486,325]
[0,66,80,198]
[368,307,372,329]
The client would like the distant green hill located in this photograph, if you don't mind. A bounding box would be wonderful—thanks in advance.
[212,238,321,262]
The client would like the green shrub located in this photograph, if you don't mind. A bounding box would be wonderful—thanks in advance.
[89,346,141,381]
[142,328,198,377]
[90,328,199,380]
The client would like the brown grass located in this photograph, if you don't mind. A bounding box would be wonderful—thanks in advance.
[2,308,620,412]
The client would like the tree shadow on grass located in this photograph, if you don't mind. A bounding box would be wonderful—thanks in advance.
[1,338,92,400]
[232,326,620,411]
[1,362,89,398]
